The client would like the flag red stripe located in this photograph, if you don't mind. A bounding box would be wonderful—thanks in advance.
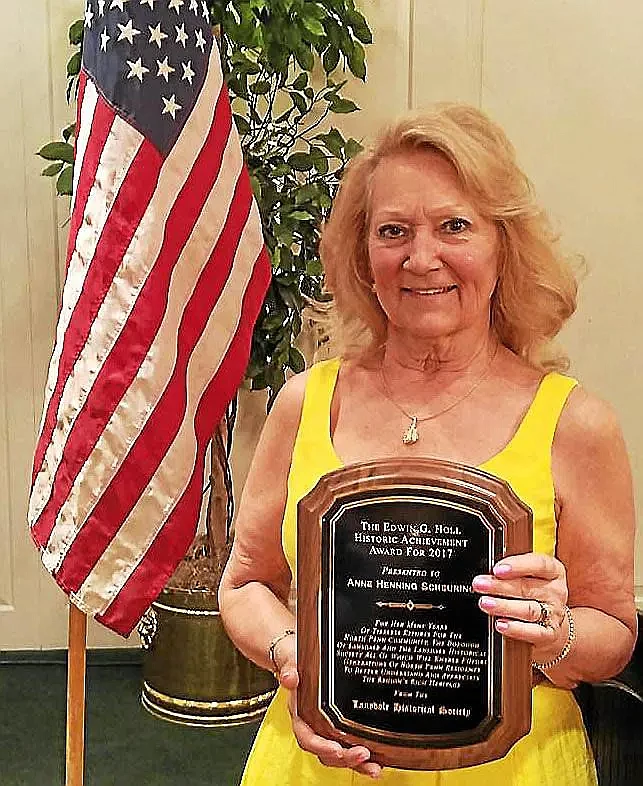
[31,98,159,487]
[52,169,255,590]
[96,246,271,635]
[31,85,233,549]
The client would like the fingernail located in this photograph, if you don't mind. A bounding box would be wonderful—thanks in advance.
[472,576,492,590]
[494,564,511,576]
[479,596,496,610]
[495,619,509,632]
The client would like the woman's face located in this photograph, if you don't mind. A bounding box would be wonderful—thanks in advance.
[367,149,499,345]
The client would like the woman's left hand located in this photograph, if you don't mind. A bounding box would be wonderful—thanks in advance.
[472,553,569,659]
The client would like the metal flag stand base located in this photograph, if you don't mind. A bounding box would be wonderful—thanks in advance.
[66,602,87,786]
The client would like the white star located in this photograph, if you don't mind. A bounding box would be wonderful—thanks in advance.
[98,0,106,14]
[181,60,195,85]
[195,28,206,51]
[157,56,176,82]
[110,0,130,11]
[117,19,141,45]
[148,23,168,48]
[100,27,110,51]
[162,94,182,120]
[127,57,149,82]
[85,4,94,27]
[175,24,188,47]
[140,0,156,7]
[189,0,198,12]
[202,1,209,20]
[168,0,184,13]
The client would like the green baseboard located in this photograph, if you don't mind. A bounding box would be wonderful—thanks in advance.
[0,648,143,666]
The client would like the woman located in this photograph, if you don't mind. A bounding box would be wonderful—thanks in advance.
[219,104,637,784]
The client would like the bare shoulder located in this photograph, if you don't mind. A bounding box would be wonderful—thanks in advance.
[264,367,310,435]
[554,384,628,459]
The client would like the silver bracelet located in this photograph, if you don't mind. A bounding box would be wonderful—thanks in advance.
[532,605,575,671]
[268,629,295,674]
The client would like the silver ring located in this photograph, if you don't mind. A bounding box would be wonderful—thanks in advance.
[536,601,553,628]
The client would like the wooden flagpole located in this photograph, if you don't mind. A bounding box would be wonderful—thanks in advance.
[65,601,87,786]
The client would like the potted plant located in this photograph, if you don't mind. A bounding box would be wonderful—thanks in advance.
[39,0,371,726]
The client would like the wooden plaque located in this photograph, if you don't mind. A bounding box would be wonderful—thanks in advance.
[297,457,533,770]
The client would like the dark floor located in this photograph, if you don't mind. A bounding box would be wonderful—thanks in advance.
[0,658,260,786]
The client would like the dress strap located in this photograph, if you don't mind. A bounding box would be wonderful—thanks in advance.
[509,372,578,459]
[295,357,341,457]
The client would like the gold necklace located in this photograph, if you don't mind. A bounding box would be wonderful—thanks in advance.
[379,345,499,445]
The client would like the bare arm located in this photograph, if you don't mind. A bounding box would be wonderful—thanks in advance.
[550,386,637,685]
[474,386,637,688]
[219,371,382,777]
[218,371,307,671]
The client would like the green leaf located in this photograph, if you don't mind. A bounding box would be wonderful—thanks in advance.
[294,44,314,71]
[310,147,329,175]
[289,346,306,373]
[295,183,319,205]
[302,17,325,37]
[56,165,73,196]
[62,123,76,142]
[249,173,262,200]
[316,129,345,157]
[38,141,75,164]
[41,162,64,177]
[306,258,323,276]
[287,152,313,171]
[322,45,340,73]
[291,73,308,90]
[288,210,314,220]
[348,41,366,80]
[250,79,271,94]
[233,113,251,135]
[68,19,84,46]
[67,52,82,78]
[348,9,373,44]
[329,97,359,114]
[289,91,308,114]
[344,137,363,159]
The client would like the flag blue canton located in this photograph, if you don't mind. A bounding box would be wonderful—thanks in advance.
[82,0,213,155]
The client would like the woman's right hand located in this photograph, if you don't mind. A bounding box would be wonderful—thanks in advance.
[275,639,382,779]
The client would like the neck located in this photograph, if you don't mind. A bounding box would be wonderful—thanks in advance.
[381,326,498,379]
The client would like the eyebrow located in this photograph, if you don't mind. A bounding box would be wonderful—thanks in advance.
[371,205,472,220]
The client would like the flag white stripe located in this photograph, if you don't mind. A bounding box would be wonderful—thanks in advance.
[70,79,99,215]
[76,203,265,613]
[30,47,224,534]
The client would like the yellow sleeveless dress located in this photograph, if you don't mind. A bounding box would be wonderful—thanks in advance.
[240,359,598,786]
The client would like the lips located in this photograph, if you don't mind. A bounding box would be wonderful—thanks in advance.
[402,285,458,295]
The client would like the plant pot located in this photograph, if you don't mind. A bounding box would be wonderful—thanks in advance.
[139,587,276,727]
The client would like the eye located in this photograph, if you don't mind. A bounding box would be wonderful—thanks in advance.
[441,217,471,234]
[377,223,407,240]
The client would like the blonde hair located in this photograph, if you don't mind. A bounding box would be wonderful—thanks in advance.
[319,103,578,370]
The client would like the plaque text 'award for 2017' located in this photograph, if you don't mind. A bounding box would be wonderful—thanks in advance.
[297,458,533,770]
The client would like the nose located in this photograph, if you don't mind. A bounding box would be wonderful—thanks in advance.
[403,228,444,273]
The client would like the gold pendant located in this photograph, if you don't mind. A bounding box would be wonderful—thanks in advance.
[402,417,419,445]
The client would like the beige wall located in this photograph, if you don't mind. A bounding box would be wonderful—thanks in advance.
[1,0,641,649]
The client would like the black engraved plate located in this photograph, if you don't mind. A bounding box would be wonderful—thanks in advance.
[320,490,502,745]
[297,458,533,770]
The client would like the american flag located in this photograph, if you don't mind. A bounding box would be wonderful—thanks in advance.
[28,0,271,636]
